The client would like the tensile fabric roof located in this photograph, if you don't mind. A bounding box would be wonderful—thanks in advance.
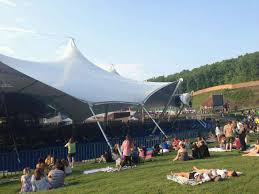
[0,39,179,122]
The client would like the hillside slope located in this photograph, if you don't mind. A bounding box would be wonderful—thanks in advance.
[192,85,259,109]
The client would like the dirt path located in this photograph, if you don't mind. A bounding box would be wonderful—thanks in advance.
[193,80,259,96]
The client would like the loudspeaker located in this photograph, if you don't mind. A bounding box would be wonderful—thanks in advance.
[212,94,223,107]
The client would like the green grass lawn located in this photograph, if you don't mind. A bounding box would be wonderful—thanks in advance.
[1,149,259,194]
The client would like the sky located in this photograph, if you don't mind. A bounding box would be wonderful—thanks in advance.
[0,0,259,81]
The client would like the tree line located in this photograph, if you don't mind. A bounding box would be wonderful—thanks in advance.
[148,52,259,92]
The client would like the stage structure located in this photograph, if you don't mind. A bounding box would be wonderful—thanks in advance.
[0,39,190,151]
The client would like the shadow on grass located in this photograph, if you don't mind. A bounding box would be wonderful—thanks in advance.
[210,151,242,158]
[66,181,80,186]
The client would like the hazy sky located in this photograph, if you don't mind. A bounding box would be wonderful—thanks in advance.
[0,0,259,80]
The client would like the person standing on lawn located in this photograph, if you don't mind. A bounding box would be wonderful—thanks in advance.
[64,137,76,168]
[120,135,134,169]
[238,122,247,151]
[224,121,234,151]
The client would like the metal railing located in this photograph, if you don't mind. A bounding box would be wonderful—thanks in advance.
[0,127,213,175]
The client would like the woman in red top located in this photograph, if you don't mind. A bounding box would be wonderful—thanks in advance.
[172,137,180,150]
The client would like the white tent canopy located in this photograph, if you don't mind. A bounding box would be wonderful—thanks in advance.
[0,39,182,122]
[0,39,178,105]
[0,39,185,150]
[108,64,120,76]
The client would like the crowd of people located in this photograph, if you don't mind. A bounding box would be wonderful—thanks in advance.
[96,135,211,170]
[19,110,259,192]
[20,138,75,193]
[97,136,136,170]
[172,137,210,161]
[215,118,255,151]
[241,109,259,133]
[20,156,72,193]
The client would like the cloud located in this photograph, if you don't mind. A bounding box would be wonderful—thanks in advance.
[0,27,36,34]
[0,46,15,55]
[0,0,16,7]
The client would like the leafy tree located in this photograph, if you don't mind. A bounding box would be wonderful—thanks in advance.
[148,52,259,92]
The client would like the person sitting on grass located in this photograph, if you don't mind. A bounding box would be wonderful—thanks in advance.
[112,144,121,161]
[111,144,121,168]
[138,145,147,159]
[36,158,47,176]
[61,159,72,175]
[242,138,259,156]
[191,138,210,159]
[191,142,201,159]
[45,154,56,170]
[184,139,190,149]
[138,145,154,161]
[198,140,210,158]
[20,167,33,193]
[172,137,181,150]
[98,150,112,163]
[196,137,207,147]
[153,144,161,156]
[48,160,65,189]
[132,146,140,164]
[173,143,191,161]
[160,138,170,153]
[31,168,49,192]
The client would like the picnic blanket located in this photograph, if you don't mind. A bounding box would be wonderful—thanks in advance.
[167,172,243,186]
[242,153,259,157]
[209,147,226,152]
[83,167,112,174]
[83,166,136,174]
[166,175,201,186]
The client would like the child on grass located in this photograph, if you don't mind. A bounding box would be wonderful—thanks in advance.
[20,167,32,193]
[31,168,49,192]
[61,159,72,175]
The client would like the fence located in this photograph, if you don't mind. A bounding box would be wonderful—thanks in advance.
[0,127,213,175]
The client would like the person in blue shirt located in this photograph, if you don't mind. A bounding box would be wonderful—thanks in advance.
[160,138,170,153]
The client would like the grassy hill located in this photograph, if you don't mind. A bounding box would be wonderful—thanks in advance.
[192,86,259,110]
[1,135,259,194]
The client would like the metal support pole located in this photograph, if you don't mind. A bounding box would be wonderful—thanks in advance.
[104,104,109,129]
[88,105,113,151]
[170,104,185,128]
[152,78,183,134]
[141,106,144,123]
[142,105,168,138]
